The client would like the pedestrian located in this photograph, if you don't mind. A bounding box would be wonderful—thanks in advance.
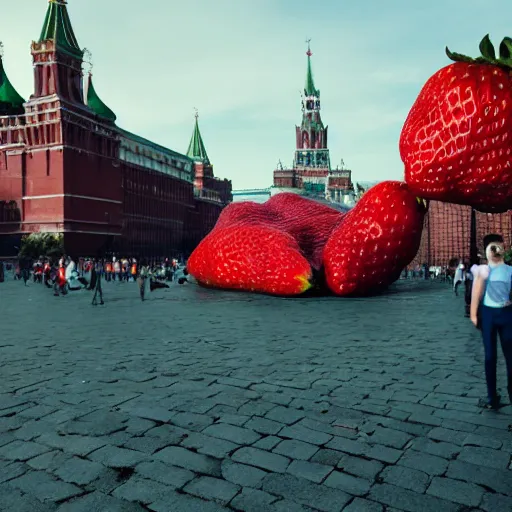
[470,234,512,409]
[453,261,465,296]
[90,259,104,306]
[138,259,149,301]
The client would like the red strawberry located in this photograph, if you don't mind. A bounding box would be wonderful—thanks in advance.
[188,224,312,296]
[214,201,269,230]
[400,35,512,213]
[266,193,344,270]
[323,181,426,296]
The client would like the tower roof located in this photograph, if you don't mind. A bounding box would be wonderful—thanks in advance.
[0,54,26,115]
[86,74,117,123]
[39,0,82,58]
[186,112,210,164]
[304,42,319,97]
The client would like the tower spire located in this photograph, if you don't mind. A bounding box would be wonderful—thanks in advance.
[187,110,210,165]
[304,38,319,98]
[0,43,26,115]
[39,0,82,58]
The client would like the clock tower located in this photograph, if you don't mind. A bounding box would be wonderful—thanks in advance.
[294,40,330,174]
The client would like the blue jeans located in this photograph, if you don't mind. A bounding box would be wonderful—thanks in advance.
[481,305,512,401]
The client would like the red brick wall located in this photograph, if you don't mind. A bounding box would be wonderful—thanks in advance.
[413,201,512,266]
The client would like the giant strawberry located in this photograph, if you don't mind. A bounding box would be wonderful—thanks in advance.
[266,193,344,270]
[188,224,312,296]
[323,181,426,296]
[400,35,512,213]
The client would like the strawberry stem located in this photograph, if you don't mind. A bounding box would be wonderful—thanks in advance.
[446,34,512,69]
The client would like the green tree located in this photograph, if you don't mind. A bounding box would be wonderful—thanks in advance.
[19,233,64,260]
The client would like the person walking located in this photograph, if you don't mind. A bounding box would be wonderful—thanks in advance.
[90,259,104,306]
[470,234,512,409]
[453,262,465,296]
[138,260,149,301]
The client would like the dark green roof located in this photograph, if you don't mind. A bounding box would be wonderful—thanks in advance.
[186,115,210,164]
[39,0,82,58]
[305,54,319,97]
[86,74,117,123]
[0,56,25,115]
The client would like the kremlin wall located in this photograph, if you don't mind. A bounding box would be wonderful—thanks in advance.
[0,0,231,258]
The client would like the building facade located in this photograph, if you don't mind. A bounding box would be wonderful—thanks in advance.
[0,0,231,258]
[271,43,355,207]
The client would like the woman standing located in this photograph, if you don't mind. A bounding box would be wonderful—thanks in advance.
[470,234,512,409]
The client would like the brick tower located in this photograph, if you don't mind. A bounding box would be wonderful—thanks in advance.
[272,42,354,205]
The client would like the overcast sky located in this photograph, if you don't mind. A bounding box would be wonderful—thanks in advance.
[1,0,511,190]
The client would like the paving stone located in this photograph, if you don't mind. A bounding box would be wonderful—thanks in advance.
[270,500,313,511]
[13,421,57,441]
[397,449,448,476]
[311,449,344,467]
[149,490,227,511]
[273,439,318,460]
[368,426,412,449]
[343,498,384,512]
[407,412,443,426]
[36,432,106,456]
[380,465,429,493]
[18,405,56,419]
[324,470,372,496]
[0,482,57,512]
[113,475,174,504]
[409,437,460,459]
[426,427,467,445]
[286,459,333,483]
[58,491,146,512]
[214,413,251,426]
[427,476,484,507]
[0,440,50,461]
[123,435,172,454]
[364,444,402,463]
[325,436,366,456]
[88,444,149,468]
[121,405,175,423]
[221,459,267,488]
[155,446,221,476]
[181,431,239,458]
[230,487,279,511]
[184,476,240,505]
[265,406,305,425]
[53,456,105,485]
[368,483,460,512]
[262,473,351,512]
[244,416,284,435]
[463,433,502,449]
[278,424,332,446]
[337,454,384,480]
[144,424,190,443]
[481,493,512,512]
[0,461,30,483]
[202,423,261,445]
[136,460,195,488]
[124,417,156,435]
[457,445,510,469]
[252,436,282,451]
[9,470,82,502]
[171,412,214,431]
[446,459,512,496]
[26,450,70,472]
[0,416,25,433]
[231,447,290,473]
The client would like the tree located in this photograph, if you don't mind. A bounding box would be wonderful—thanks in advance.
[18,233,64,260]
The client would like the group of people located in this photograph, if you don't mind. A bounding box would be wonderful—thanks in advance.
[2,255,191,305]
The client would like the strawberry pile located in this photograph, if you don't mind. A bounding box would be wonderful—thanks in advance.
[400,35,512,213]
[190,35,510,296]
[188,185,426,296]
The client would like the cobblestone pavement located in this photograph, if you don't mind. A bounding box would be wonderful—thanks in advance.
[0,277,511,512]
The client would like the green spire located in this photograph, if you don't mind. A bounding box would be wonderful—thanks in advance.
[304,41,319,97]
[86,74,117,123]
[187,112,210,164]
[39,0,82,58]
[0,52,26,115]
